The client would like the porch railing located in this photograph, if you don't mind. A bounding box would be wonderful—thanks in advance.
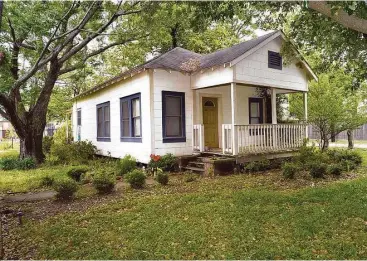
[222,124,306,155]
[193,124,204,152]
[222,124,233,154]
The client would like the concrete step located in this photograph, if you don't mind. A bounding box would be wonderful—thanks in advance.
[183,166,205,173]
[188,161,204,168]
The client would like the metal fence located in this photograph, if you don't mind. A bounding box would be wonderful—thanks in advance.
[308,124,367,140]
[43,124,58,137]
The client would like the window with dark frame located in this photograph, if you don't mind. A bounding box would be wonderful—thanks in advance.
[268,51,282,70]
[96,102,110,141]
[249,98,263,136]
[162,91,186,143]
[77,109,81,126]
[120,93,142,142]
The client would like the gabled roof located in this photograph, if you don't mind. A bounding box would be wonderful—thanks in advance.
[75,30,315,99]
[199,31,278,70]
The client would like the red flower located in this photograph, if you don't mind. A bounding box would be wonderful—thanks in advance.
[150,154,161,162]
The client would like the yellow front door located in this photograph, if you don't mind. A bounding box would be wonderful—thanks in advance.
[203,97,219,148]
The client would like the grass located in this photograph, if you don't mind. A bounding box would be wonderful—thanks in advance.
[16,175,367,259]
[4,149,367,259]
[0,165,72,193]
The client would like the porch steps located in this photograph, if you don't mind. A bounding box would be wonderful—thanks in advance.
[183,160,205,174]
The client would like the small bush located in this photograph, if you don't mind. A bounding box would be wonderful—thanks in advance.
[116,155,136,176]
[184,172,198,182]
[328,149,362,167]
[309,162,327,178]
[0,157,36,170]
[282,162,299,179]
[328,164,343,176]
[148,153,177,172]
[92,170,116,194]
[66,165,89,182]
[0,158,17,170]
[155,172,169,185]
[17,158,36,170]
[244,158,271,173]
[40,175,55,187]
[48,140,97,165]
[53,178,78,200]
[43,136,53,154]
[80,172,94,184]
[125,169,146,189]
[340,160,357,172]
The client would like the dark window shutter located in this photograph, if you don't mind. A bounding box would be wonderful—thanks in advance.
[268,51,282,70]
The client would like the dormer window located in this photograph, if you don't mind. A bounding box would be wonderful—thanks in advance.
[268,51,282,70]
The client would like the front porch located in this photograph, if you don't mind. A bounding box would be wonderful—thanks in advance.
[192,83,308,156]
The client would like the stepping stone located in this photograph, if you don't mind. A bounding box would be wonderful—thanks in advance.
[3,191,56,202]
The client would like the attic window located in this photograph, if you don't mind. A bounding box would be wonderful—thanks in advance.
[268,51,282,70]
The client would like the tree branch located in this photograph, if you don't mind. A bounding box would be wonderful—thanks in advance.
[308,1,367,34]
[11,2,78,90]
[58,35,146,75]
[59,1,141,64]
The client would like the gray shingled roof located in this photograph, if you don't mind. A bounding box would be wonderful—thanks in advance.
[199,31,278,69]
[75,31,279,99]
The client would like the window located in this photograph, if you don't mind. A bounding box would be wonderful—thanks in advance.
[162,91,186,143]
[268,51,282,70]
[204,100,215,107]
[77,109,81,126]
[77,108,81,141]
[120,93,142,142]
[249,98,263,124]
[96,102,110,141]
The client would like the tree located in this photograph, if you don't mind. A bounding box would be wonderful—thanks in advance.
[308,1,367,35]
[290,71,367,151]
[0,1,150,162]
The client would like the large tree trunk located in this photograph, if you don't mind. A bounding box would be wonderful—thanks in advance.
[320,132,329,151]
[347,129,354,149]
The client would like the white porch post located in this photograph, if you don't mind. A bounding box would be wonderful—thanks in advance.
[271,88,277,124]
[303,92,308,138]
[271,88,278,149]
[231,82,238,155]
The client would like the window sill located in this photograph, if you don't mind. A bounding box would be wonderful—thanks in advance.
[163,137,186,143]
[97,137,111,142]
[120,137,142,143]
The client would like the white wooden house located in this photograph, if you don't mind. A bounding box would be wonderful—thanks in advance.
[72,31,316,164]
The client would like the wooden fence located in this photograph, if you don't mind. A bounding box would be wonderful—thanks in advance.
[308,124,367,140]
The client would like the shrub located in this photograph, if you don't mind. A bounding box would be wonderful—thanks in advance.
[340,160,357,172]
[0,157,36,170]
[52,124,72,145]
[80,172,94,184]
[40,175,55,187]
[116,155,136,176]
[53,178,78,200]
[309,162,327,178]
[0,158,17,170]
[71,141,97,163]
[184,172,198,182]
[43,136,53,154]
[125,169,146,189]
[92,170,116,194]
[148,153,177,172]
[282,162,299,179]
[17,157,36,170]
[328,164,343,176]
[155,172,169,185]
[328,149,362,167]
[66,165,89,182]
[48,140,97,165]
[244,158,271,173]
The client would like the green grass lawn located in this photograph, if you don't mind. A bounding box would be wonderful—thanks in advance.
[13,172,367,259]
[4,149,367,259]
